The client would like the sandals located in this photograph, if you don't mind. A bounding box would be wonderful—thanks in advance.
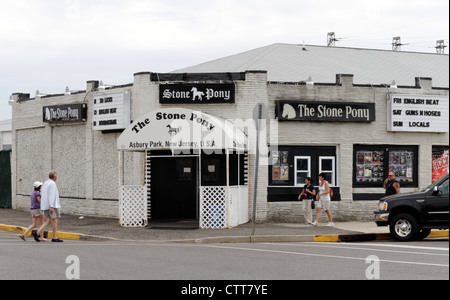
[19,234,26,242]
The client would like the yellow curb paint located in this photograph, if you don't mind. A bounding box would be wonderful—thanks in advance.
[429,230,449,238]
[0,224,82,241]
[375,233,393,240]
[55,232,81,241]
[314,235,339,242]
[0,224,25,234]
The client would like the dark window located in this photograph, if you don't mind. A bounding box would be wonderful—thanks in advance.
[269,146,336,186]
[268,146,339,202]
[353,145,418,188]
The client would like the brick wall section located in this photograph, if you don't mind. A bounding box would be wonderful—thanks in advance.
[10,74,449,222]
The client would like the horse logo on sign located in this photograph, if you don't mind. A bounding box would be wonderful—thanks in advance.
[191,87,205,101]
[167,125,181,136]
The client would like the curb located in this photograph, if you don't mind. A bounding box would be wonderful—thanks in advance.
[2,223,447,244]
[174,230,449,244]
[174,233,391,244]
[0,224,112,242]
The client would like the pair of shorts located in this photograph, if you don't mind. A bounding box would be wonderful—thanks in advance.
[31,209,43,217]
[316,199,331,211]
[44,208,61,219]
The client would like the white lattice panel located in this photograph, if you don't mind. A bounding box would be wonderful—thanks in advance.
[200,186,227,229]
[120,186,147,227]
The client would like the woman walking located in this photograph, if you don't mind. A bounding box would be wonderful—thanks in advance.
[20,182,46,241]
[299,177,315,225]
[312,173,334,227]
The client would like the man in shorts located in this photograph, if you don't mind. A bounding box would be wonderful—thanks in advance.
[34,170,63,242]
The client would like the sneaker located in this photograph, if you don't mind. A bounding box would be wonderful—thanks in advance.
[327,222,335,227]
[32,231,40,242]
[311,221,318,227]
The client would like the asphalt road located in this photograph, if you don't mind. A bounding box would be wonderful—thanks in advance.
[1,231,448,282]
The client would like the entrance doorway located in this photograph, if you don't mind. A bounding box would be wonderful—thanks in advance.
[150,157,198,221]
[0,150,12,209]
[117,108,248,228]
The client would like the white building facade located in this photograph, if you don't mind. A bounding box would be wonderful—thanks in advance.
[9,44,449,226]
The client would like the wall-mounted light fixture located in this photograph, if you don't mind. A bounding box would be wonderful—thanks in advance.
[98,81,106,91]
[8,95,15,105]
[306,76,314,89]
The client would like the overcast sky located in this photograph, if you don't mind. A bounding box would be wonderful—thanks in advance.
[1,0,448,121]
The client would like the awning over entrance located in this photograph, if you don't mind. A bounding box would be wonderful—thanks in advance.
[117,108,249,229]
[117,108,247,151]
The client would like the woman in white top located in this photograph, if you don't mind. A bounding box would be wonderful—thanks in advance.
[312,173,334,227]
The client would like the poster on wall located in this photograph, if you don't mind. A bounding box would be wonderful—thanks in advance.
[355,150,385,183]
[389,150,414,183]
[280,151,289,181]
[432,147,449,182]
[271,150,290,183]
[354,145,418,188]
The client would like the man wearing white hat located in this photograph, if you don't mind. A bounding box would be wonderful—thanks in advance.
[34,170,63,242]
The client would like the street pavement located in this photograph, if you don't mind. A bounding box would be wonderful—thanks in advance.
[0,208,447,243]
[1,230,448,280]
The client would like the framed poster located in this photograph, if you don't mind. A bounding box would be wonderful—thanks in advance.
[353,145,418,188]
[432,146,449,182]
[355,150,385,184]
[270,150,290,184]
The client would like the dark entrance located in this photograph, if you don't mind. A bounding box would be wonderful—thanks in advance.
[0,150,12,209]
[150,157,198,221]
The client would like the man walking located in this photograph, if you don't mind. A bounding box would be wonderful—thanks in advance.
[383,171,400,196]
[34,170,63,242]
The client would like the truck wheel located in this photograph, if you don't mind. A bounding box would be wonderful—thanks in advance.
[390,213,420,241]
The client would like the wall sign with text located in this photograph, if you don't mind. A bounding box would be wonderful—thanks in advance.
[93,91,131,131]
[277,100,375,122]
[160,84,235,104]
[43,104,87,123]
[117,108,246,151]
[388,94,449,133]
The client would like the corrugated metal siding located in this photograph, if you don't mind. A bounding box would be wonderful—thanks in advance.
[174,44,449,88]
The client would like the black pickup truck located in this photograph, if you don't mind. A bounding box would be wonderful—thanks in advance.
[375,173,449,241]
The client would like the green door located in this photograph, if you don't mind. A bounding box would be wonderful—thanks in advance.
[0,150,12,209]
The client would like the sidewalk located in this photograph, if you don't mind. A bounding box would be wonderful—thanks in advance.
[1,208,446,243]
